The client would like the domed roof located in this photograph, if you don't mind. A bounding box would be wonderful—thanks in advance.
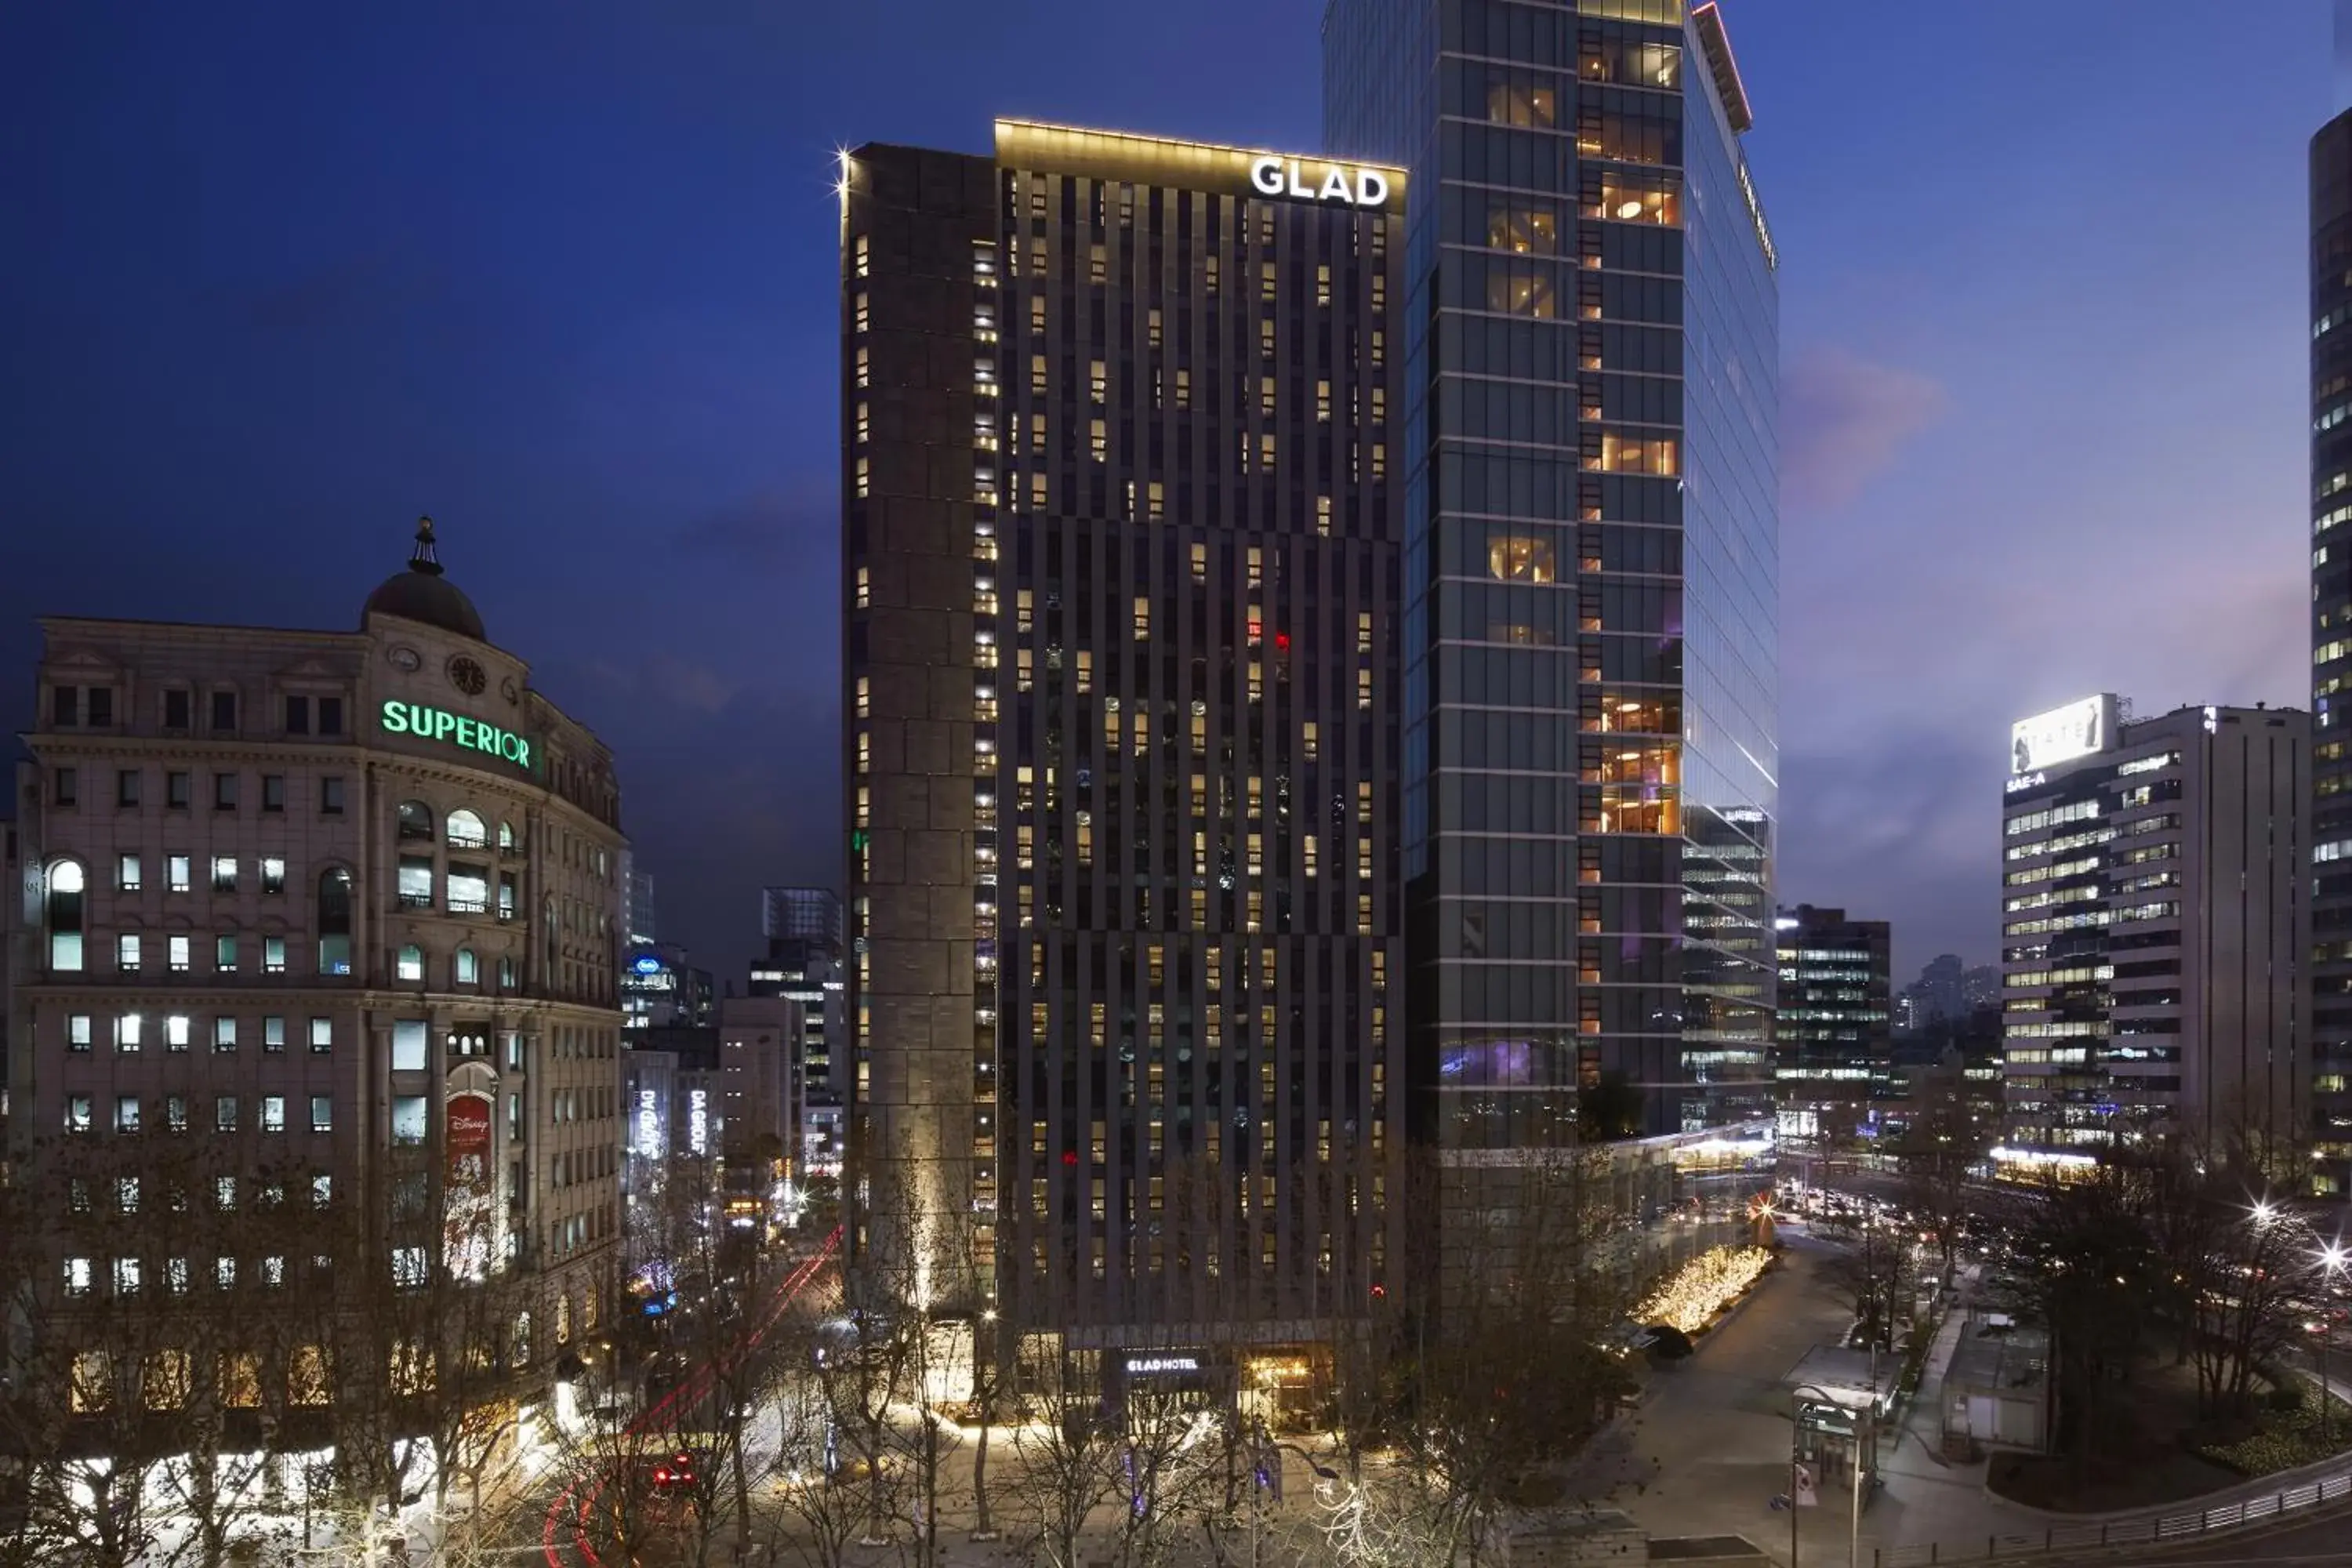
[364,517,485,641]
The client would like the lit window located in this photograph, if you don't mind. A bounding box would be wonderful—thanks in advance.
[117,933,141,972]
[397,945,424,982]
[117,854,141,891]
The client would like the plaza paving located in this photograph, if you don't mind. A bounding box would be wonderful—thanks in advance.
[1566,1230,2049,1564]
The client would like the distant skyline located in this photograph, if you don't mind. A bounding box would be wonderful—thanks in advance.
[0,1,2332,978]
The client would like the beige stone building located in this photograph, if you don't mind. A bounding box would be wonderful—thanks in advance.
[6,519,626,1364]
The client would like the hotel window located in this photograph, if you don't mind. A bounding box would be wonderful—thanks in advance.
[210,690,238,733]
[1598,174,1681,227]
[262,856,285,894]
[855,565,870,609]
[263,937,286,975]
[212,771,238,811]
[311,1017,333,1053]
[855,402,869,444]
[855,345,869,388]
[1317,495,1333,536]
[212,855,238,893]
[1260,261,1277,302]
[1089,243,1106,285]
[1488,205,1559,255]
[116,768,140,808]
[214,1097,237,1133]
[319,695,343,734]
[852,234,869,278]
[1486,265,1555,318]
[1599,433,1679,477]
[854,456,869,498]
[1317,263,1332,307]
[1261,375,1277,417]
[53,767,77,807]
[118,853,141,891]
[169,935,191,973]
[853,291,869,332]
[67,1014,92,1053]
[1259,318,1276,358]
[263,1016,285,1052]
[321,776,345,815]
[1146,306,1161,347]
[284,694,310,734]
[1174,368,1191,410]
[165,770,189,809]
[1204,253,1219,292]
[1090,360,1106,403]
[310,1096,333,1134]
[214,1016,237,1052]
[46,684,78,725]
[262,1096,285,1134]
[1090,419,1106,462]
[1134,597,1152,641]
[1489,533,1557,582]
[118,934,141,972]
[1146,480,1164,521]
[1486,76,1559,126]
[1316,379,1331,422]
[397,944,424,982]
[115,1013,142,1052]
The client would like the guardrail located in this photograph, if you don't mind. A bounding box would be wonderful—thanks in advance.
[1875,1471,2352,1566]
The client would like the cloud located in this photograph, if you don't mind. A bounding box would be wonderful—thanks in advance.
[580,652,741,716]
[674,485,833,572]
[1780,346,1947,514]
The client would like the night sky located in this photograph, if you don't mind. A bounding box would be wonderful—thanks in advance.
[0,2,2330,985]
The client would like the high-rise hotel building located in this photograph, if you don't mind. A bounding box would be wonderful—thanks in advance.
[1323,3,1778,1156]
[841,122,1405,1380]
[6,523,628,1381]
[2310,102,2352,1192]
[1998,698,2308,1171]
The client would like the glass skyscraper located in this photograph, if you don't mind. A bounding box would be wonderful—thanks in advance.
[1323,0,1778,1171]
[2311,103,2352,1194]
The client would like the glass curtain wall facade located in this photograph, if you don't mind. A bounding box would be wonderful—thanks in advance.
[1323,0,1778,1174]
[2312,107,2352,1195]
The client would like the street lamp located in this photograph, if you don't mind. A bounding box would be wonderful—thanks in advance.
[2318,1241,2347,1444]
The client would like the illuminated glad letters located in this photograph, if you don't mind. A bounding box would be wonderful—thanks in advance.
[1247,155,1388,210]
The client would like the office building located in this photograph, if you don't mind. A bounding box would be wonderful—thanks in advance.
[2310,99,2352,1192]
[620,940,714,1030]
[750,885,848,1172]
[842,120,1405,1381]
[1999,697,2309,1172]
[6,520,628,1396]
[1323,1,1779,1290]
[1896,953,1965,1034]
[1773,904,1891,1146]
[622,855,655,947]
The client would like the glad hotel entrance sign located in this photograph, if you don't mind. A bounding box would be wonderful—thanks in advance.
[381,699,535,773]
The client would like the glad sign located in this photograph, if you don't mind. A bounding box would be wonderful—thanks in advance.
[381,699,535,772]
[1248,156,1389,210]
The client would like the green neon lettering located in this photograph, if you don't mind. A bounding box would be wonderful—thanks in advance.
[433,710,457,741]
[380,699,408,735]
[456,717,475,750]
[512,736,532,771]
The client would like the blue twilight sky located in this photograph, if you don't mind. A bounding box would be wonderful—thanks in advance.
[0,1,2332,983]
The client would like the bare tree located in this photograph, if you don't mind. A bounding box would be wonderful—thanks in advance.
[1892,1066,1984,1282]
[1814,1204,1915,1352]
[1999,1164,2161,1467]
[1000,1338,1123,1568]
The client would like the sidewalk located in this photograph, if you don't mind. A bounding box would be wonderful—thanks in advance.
[1564,1236,2045,1566]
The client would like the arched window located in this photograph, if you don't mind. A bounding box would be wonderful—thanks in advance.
[395,800,434,841]
[397,945,424,983]
[46,860,86,972]
[496,820,518,854]
[455,948,477,985]
[317,869,352,976]
[445,809,487,850]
